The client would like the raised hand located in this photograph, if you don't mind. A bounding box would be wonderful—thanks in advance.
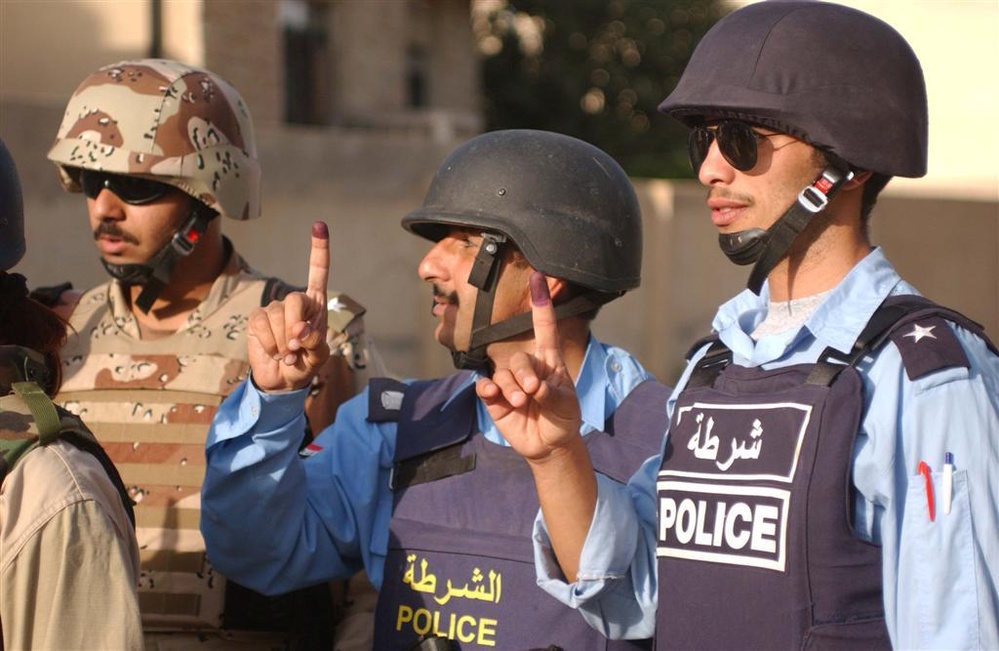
[476,271,583,463]
[246,221,332,392]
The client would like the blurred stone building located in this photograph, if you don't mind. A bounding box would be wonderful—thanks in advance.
[1,0,996,383]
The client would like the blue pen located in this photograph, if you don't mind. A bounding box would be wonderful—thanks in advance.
[942,452,954,515]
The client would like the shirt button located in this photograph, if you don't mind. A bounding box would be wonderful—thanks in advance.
[250,406,259,417]
[610,362,622,373]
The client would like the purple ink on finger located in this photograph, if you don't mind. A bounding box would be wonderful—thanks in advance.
[530,271,550,307]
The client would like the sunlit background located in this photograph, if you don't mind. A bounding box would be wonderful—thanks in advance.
[1,0,996,383]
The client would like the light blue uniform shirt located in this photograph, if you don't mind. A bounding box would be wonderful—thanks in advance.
[534,248,999,649]
[201,336,651,593]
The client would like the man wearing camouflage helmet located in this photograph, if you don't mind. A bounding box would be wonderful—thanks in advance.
[0,136,142,650]
[483,2,999,649]
[40,59,380,649]
[200,129,668,649]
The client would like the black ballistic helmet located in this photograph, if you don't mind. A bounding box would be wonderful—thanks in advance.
[403,129,642,370]
[0,138,26,272]
[404,129,642,292]
[660,0,928,178]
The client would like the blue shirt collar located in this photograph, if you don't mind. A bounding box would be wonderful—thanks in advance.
[712,247,908,363]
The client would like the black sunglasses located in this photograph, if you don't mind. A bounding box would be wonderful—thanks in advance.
[688,121,773,173]
[79,170,173,205]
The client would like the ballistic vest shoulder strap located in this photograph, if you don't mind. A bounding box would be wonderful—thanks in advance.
[808,295,996,386]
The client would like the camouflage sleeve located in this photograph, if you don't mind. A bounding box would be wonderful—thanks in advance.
[302,292,388,436]
[324,291,389,393]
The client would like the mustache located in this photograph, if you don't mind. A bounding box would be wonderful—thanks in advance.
[707,187,754,206]
[93,221,140,245]
[433,285,458,306]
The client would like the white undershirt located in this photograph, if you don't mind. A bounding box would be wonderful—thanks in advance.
[751,290,831,340]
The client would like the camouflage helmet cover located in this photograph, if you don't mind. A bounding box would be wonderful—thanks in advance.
[47,58,261,220]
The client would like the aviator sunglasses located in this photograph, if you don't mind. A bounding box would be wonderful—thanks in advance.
[688,120,778,173]
[79,169,173,205]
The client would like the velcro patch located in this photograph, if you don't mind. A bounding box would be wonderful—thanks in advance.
[889,315,969,381]
[367,377,408,422]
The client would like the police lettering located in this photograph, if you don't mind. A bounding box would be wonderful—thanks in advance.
[395,605,497,647]
[660,496,778,554]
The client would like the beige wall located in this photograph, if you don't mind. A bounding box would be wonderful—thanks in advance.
[735,0,999,202]
[1,0,996,384]
[0,1,205,102]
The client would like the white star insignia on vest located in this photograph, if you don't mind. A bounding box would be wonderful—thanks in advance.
[903,323,937,343]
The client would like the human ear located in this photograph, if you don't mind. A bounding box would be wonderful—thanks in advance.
[843,169,872,192]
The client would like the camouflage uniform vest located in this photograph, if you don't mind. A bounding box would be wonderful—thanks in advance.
[55,252,356,633]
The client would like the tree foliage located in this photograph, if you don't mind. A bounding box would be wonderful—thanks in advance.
[478,0,726,178]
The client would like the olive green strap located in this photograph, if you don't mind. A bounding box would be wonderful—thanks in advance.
[12,381,61,443]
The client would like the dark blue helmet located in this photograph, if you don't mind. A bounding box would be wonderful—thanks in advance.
[660,0,927,177]
[0,138,26,272]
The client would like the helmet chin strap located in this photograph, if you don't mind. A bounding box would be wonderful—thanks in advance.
[718,161,854,295]
[100,203,216,314]
[450,232,620,373]
[450,233,506,372]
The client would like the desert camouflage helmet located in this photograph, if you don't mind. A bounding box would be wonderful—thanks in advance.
[0,137,26,272]
[47,58,260,220]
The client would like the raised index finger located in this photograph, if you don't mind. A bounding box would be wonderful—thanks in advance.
[306,221,330,308]
[529,271,561,361]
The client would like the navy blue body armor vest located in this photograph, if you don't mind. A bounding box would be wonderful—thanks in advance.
[371,371,668,650]
[655,296,997,650]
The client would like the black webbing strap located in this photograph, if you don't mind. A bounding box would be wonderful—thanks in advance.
[469,289,617,351]
[453,234,507,370]
[389,444,477,491]
[457,229,623,371]
[685,338,733,389]
[681,295,992,390]
[746,163,853,294]
[806,295,950,386]
[134,208,214,313]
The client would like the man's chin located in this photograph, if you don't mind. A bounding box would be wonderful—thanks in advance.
[99,251,141,265]
[434,328,468,355]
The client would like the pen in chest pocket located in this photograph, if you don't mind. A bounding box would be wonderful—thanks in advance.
[917,461,934,522]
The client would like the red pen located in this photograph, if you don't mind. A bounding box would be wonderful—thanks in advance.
[917,461,934,522]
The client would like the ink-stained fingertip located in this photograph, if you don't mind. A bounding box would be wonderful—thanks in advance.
[312,221,329,239]
[530,271,550,307]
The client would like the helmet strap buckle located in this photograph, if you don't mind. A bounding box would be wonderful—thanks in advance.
[452,233,507,372]
[467,233,507,290]
[133,205,216,313]
[718,161,853,294]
